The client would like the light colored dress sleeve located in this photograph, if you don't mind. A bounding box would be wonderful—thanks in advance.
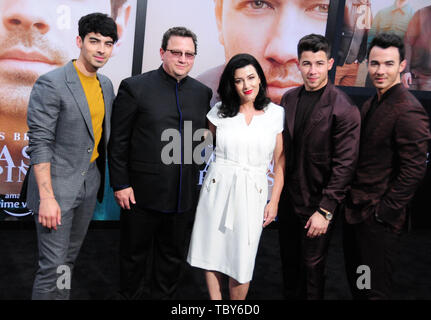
[273,104,285,134]
[206,101,222,127]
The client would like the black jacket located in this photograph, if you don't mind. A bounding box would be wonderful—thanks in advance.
[108,66,212,213]
[345,84,431,231]
[281,82,361,217]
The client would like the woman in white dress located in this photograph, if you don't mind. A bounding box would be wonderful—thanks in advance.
[187,53,285,300]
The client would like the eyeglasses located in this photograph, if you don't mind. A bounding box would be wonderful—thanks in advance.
[166,49,196,59]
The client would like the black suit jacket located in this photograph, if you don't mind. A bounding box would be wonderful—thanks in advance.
[108,66,212,213]
[345,84,431,231]
[280,82,361,217]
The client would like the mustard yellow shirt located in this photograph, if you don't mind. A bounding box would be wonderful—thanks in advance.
[73,61,105,163]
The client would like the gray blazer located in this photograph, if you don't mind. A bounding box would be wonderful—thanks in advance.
[26,60,114,213]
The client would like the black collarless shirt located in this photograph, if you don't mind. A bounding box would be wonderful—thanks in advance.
[294,85,326,139]
[291,85,326,171]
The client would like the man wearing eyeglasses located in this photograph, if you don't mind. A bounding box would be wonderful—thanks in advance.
[108,26,212,299]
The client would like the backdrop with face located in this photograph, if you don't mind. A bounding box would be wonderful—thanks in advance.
[0,0,137,220]
[142,0,331,105]
[1,1,428,221]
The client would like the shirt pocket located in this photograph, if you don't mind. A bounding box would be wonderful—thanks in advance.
[203,168,222,192]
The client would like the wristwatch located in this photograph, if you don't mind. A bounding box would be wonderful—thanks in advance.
[317,207,333,221]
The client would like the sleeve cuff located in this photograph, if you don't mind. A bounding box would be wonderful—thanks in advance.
[319,196,338,214]
[113,184,130,192]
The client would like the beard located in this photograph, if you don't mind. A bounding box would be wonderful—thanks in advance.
[0,28,69,117]
[0,83,32,118]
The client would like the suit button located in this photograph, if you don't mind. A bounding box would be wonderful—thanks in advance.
[87,148,92,153]
[212,179,216,183]
[81,171,86,176]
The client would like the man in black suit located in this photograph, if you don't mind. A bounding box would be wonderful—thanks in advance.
[108,27,212,299]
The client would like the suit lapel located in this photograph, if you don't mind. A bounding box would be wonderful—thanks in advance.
[303,83,331,138]
[98,75,112,141]
[362,86,403,139]
[361,97,374,122]
[285,87,301,140]
[64,61,94,141]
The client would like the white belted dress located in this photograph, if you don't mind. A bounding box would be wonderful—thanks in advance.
[187,101,284,284]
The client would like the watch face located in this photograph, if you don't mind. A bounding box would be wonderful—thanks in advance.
[326,213,333,221]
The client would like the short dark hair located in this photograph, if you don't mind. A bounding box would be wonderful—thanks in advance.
[367,33,405,61]
[297,34,331,60]
[78,13,118,43]
[161,27,198,54]
[217,53,270,118]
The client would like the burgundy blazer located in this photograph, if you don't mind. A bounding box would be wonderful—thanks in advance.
[345,84,431,231]
[280,82,361,217]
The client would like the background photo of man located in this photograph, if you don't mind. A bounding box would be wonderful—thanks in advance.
[201,0,331,105]
[402,5,431,91]
[0,0,135,220]
[335,0,371,86]
[141,0,331,106]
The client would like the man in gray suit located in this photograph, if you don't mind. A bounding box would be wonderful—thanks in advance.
[26,13,117,300]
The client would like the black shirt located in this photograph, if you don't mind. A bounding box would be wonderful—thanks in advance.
[292,85,327,168]
[363,83,402,132]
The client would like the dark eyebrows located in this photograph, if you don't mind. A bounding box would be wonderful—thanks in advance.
[89,36,114,45]
[301,60,325,64]
[370,60,395,64]
[234,72,256,80]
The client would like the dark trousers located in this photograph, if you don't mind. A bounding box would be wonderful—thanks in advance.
[342,214,401,300]
[119,206,191,300]
[278,202,336,300]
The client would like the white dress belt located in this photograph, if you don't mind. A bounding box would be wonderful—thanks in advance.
[209,158,267,245]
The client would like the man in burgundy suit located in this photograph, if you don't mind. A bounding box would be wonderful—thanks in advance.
[344,33,431,300]
[278,34,361,300]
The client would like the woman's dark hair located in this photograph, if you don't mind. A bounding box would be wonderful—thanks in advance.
[217,53,270,118]
[79,13,118,43]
